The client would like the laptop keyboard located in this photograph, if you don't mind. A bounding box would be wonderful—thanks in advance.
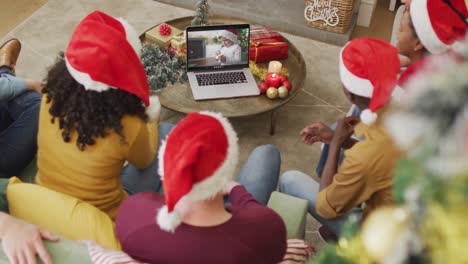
[196,71,247,86]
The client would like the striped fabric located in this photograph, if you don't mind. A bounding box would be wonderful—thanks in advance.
[278,239,316,264]
[83,238,315,264]
[81,241,144,264]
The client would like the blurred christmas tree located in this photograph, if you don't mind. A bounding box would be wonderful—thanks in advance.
[191,0,209,26]
[140,44,187,92]
[313,40,468,264]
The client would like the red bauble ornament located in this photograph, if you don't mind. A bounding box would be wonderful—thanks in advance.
[258,82,269,93]
[282,81,292,91]
[265,73,281,88]
[278,74,288,83]
[159,24,172,36]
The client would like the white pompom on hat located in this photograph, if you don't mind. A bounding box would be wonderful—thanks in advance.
[64,10,160,121]
[410,0,468,54]
[156,111,239,232]
[339,38,401,125]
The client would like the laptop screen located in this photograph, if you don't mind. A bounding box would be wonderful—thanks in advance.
[186,24,250,72]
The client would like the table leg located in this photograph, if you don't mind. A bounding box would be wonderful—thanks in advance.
[270,110,276,135]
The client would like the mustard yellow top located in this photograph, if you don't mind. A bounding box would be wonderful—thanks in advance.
[36,98,158,219]
[316,107,400,220]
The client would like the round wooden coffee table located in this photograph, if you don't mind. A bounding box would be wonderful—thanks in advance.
[142,16,306,134]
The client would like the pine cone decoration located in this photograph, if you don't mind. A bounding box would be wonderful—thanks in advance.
[159,24,172,36]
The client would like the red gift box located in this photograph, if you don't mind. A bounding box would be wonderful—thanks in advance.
[250,27,283,42]
[249,27,288,63]
[249,38,289,63]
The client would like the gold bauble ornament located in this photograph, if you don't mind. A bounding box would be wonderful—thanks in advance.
[278,86,289,98]
[266,87,278,99]
[361,207,409,262]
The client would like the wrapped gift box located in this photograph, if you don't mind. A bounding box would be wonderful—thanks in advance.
[145,23,182,48]
[250,27,284,42]
[168,34,187,58]
[249,37,288,63]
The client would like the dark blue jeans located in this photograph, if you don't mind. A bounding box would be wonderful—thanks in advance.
[0,68,41,178]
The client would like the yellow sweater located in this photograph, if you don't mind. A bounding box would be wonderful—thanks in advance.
[316,107,400,220]
[36,98,158,219]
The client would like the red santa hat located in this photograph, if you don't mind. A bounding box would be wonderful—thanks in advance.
[410,0,468,54]
[218,29,239,43]
[64,10,160,121]
[156,111,239,232]
[339,38,400,125]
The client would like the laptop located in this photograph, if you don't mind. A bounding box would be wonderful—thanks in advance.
[186,24,260,100]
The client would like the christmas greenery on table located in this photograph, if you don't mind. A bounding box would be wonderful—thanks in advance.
[313,39,468,264]
[191,0,210,26]
[140,44,187,92]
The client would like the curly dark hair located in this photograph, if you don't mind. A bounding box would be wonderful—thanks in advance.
[42,53,148,151]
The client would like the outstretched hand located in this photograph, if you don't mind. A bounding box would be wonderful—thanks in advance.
[331,116,360,146]
[300,123,334,145]
[1,214,59,264]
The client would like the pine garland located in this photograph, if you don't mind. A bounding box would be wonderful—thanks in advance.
[191,0,209,26]
[140,44,187,92]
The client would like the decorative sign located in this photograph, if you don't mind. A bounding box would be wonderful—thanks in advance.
[304,0,340,27]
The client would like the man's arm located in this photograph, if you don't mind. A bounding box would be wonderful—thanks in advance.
[319,116,359,191]
[0,212,59,264]
[223,181,261,208]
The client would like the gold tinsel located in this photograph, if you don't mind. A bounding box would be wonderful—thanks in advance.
[249,60,289,81]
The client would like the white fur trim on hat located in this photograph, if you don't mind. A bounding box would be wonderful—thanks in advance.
[117,18,142,56]
[410,0,450,54]
[157,138,167,180]
[184,111,239,201]
[64,57,113,92]
[156,205,182,232]
[360,109,378,125]
[218,30,238,43]
[339,48,373,98]
[146,95,161,122]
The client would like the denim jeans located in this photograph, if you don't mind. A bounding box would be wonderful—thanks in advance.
[279,170,362,235]
[120,122,175,194]
[0,68,41,177]
[236,144,281,205]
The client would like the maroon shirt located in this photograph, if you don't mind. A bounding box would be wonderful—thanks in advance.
[116,186,287,264]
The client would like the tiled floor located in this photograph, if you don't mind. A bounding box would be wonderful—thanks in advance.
[0,0,399,254]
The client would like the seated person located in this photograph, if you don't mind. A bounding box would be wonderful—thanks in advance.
[217,30,242,65]
[116,112,287,264]
[396,0,467,85]
[0,211,58,264]
[0,39,43,178]
[35,11,164,220]
[280,38,401,239]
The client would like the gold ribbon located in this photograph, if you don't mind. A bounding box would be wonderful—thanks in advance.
[250,40,287,63]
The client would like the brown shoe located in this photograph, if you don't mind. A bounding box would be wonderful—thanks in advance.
[0,39,21,70]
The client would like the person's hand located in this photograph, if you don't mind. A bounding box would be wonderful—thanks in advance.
[331,116,360,146]
[25,79,44,94]
[300,123,334,145]
[219,54,226,63]
[1,215,59,264]
[222,181,241,195]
